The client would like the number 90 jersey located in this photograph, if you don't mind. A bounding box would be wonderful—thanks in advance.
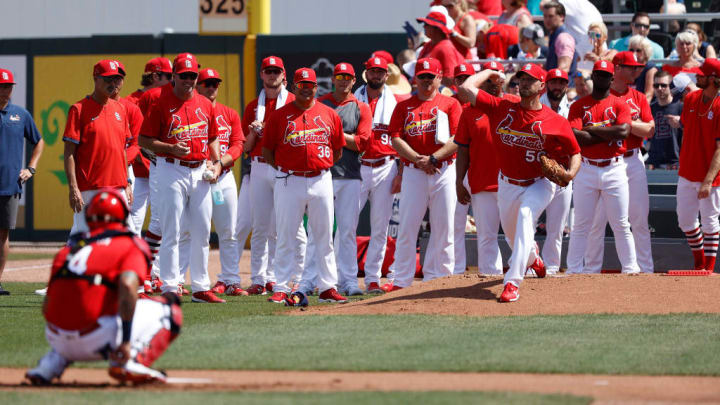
[263,101,346,172]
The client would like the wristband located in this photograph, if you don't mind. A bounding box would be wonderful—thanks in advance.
[429,155,438,165]
[122,320,132,343]
[127,177,133,185]
[27,167,36,175]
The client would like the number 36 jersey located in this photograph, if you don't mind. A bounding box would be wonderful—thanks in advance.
[263,101,346,172]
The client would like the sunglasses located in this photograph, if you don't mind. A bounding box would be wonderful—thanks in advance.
[417,73,436,80]
[334,74,353,81]
[178,72,198,80]
[632,22,650,30]
[101,75,123,83]
[653,83,669,89]
[264,68,282,75]
[296,81,316,89]
[202,80,220,88]
[508,82,519,88]
[588,31,602,39]
[628,48,643,53]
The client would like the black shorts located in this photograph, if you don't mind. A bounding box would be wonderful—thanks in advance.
[0,195,20,229]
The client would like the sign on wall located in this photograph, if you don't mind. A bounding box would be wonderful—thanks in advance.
[199,0,248,35]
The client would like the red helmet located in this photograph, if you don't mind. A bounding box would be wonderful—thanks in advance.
[85,188,129,229]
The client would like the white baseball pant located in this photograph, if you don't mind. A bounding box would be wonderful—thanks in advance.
[542,181,573,274]
[69,188,135,237]
[235,174,252,265]
[333,179,362,290]
[129,177,150,235]
[156,159,213,293]
[147,163,162,278]
[249,160,278,286]
[585,149,654,273]
[358,159,397,285]
[454,175,470,274]
[497,175,554,287]
[470,191,503,275]
[566,159,640,274]
[393,164,456,288]
[273,171,337,294]
[676,176,720,233]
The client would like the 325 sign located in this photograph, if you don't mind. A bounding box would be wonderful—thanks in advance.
[199,0,245,16]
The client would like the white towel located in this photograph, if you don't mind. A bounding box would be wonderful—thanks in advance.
[256,86,289,122]
[354,84,397,127]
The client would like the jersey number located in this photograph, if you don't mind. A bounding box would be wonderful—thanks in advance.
[525,150,546,163]
[67,246,93,275]
[201,139,208,153]
[380,133,391,145]
[317,146,331,159]
[219,143,228,156]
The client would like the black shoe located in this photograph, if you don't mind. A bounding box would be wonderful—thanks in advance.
[0,284,10,295]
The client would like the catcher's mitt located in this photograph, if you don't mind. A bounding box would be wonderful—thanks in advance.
[539,155,569,187]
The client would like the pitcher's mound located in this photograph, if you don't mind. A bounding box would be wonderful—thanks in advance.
[298,273,720,317]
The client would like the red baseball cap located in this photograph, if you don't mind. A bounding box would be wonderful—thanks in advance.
[294,67,317,84]
[612,51,643,67]
[93,59,126,77]
[546,68,569,82]
[173,53,200,74]
[454,62,476,78]
[700,58,720,76]
[516,63,546,82]
[415,58,442,76]
[417,11,451,35]
[198,68,222,83]
[482,60,505,73]
[365,56,388,71]
[334,62,355,76]
[371,50,394,65]
[592,60,615,74]
[262,55,285,72]
[0,69,15,84]
[144,57,172,74]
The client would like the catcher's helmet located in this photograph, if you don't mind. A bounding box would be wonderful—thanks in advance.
[85,188,129,229]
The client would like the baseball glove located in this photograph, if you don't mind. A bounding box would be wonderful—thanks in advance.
[539,155,569,187]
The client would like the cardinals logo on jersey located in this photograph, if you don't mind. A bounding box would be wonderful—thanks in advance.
[167,108,209,141]
[403,106,439,136]
[215,114,231,142]
[283,115,331,147]
[496,114,544,150]
[625,98,640,120]
[583,107,617,128]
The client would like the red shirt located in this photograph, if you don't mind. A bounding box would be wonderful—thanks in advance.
[679,89,720,186]
[62,97,131,192]
[118,97,144,165]
[127,89,145,106]
[138,84,170,117]
[388,93,462,164]
[318,93,372,151]
[263,101,346,171]
[475,0,502,16]
[610,87,653,150]
[568,94,632,159]
[473,89,580,180]
[483,24,518,59]
[45,227,149,330]
[661,64,703,78]
[418,39,465,78]
[241,93,297,158]
[455,108,498,193]
[214,102,245,169]
[140,86,217,162]
[361,94,403,160]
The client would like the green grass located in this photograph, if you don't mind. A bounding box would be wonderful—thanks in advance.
[0,391,591,405]
[6,252,55,261]
[2,282,720,376]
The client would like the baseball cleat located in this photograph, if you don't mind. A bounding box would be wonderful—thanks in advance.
[25,371,52,386]
[499,283,519,302]
[380,282,395,293]
[268,291,288,303]
[247,284,267,295]
[211,281,227,294]
[318,288,348,303]
[528,256,546,278]
[225,284,249,296]
[344,285,364,296]
[365,282,384,294]
[109,361,167,385]
[265,281,276,293]
[386,285,404,292]
[191,291,226,303]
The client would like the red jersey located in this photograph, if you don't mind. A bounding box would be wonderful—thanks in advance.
[126,89,145,106]
[361,93,403,160]
[455,108,498,193]
[417,40,465,78]
[263,100,346,171]
[140,86,217,162]
[568,94,632,159]
[388,93,462,164]
[241,92,297,158]
[62,97,131,192]
[483,24,518,59]
[138,84,170,118]
[118,97,144,165]
[45,227,149,330]
[610,87,653,150]
[679,89,720,186]
[473,89,579,180]
[214,102,244,169]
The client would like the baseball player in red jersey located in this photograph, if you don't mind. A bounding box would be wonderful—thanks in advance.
[139,53,224,303]
[458,63,581,302]
[586,51,655,273]
[383,58,462,291]
[262,67,348,304]
[676,58,720,271]
[454,61,518,275]
[63,60,134,236]
[565,60,640,275]
[353,55,402,294]
[243,56,295,295]
[26,189,182,385]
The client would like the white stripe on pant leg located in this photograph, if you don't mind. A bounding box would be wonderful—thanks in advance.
[309,172,339,293]
[626,154,653,273]
[566,165,602,274]
[425,164,456,280]
[332,179,362,289]
[360,162,396,284]
[542,181,572,273]
[188,166,213,292]
[393,167,430,288]
[235,175,252,262]
[600,163,639,273]
[249,162,275,285]
[273,175,309,293]
[471,191,503,275]
[213,171,241,285]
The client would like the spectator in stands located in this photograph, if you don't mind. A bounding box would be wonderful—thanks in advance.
[443,0,477,59]
[542,1,578,76]
[479,23,519,59]
[497,0,533,28]
[671,72,698,99]
[541,0,602,71]
[662,30,703,78]
[572,70,593,100]
[508,24,548,60]
[647,70,682,170]
[504,73,520,96]
[685,23,717,59]
[660,0,687,14]
[416,9,465,88]
[629,35,658,102]
[474,0,502,16]
[610,12,665,60]
[583,21,616,63]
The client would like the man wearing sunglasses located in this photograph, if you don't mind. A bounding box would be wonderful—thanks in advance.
[382,58,462,292]
[458,63,580,302]
[63,60,134,237]
[675,58,720,271]
[609,12,665,60]
[584,51,655,275]
[647,71,682,170]
[139,53,224,303]
[262,68,348,304]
